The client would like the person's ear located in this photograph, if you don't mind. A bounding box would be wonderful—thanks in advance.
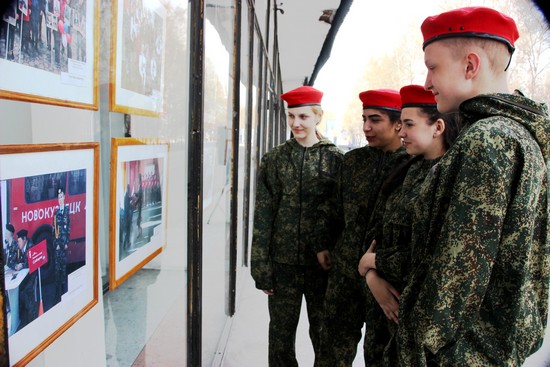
[395,121,402,131]
[465,52,481,80]
[433,118,446,138]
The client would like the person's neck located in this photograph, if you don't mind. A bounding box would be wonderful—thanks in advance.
[423,144,446,161]
[381,139,403,153]
[296,135,320,148]
[475,74,509,95]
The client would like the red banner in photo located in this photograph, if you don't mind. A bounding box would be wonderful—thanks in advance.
[28,239,49,274]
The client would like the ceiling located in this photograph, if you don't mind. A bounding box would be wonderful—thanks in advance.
[274,0,352,92]
[203,0,352,93]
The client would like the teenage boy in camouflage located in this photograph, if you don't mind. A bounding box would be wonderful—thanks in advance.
[398,7,549,366]
[319,89,409,366]
[251,86,343,366]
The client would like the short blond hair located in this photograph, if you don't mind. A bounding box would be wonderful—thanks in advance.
[439,37,511,73]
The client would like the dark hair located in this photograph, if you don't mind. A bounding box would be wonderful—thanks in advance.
[384,109,402,124]
[419,107,462,150]
[380,107,462,196]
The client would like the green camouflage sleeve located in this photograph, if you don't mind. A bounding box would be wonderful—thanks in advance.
[413,136,516,356]
[251,155,276,290]
[312,151,344,254]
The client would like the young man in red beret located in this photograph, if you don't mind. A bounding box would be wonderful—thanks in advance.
[398,6,549,366]
[319,89,409,366]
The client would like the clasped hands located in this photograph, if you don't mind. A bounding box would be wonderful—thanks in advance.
[358,240,400,324]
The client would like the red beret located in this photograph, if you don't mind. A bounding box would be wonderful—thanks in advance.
[280,86,323,108]
[421,7,519,51]
[400,85,436,108]
[359,89,401,111]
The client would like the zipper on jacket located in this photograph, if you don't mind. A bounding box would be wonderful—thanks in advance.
[297,146,308,264]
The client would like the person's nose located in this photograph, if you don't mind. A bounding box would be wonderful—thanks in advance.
[363,121,371,132]
[424,73,432,92]
[398,126,406,138]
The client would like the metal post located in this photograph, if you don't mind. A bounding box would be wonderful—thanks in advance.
[187,0,205,365]
[228,0,242,317]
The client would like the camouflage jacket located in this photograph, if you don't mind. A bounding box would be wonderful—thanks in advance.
[368,156,440,292]
[398,94,550,366]
[53,205,71,248]
[251,138,343,290]
[331,145,409,280]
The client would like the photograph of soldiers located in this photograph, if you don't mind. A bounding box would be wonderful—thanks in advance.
[0,0,87,73]
[52,187,69,303]
[120,0,164,98]
[1,168,88,335]
[119,159,164,261]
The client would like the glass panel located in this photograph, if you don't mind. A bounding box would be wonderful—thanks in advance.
[203,0,235,364]
[102,1,190,366]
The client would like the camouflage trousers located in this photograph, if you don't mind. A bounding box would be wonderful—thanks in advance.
[317,270,365,367]
[54,246,68,303]
[268,262,328,367]
[363,287,394,367]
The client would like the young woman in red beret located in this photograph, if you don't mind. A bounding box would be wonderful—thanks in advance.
[251,86,344,366]
[357,85,461,366]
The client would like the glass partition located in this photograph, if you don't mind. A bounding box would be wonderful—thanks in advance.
[202,1,235,364]
[102,1,189,366]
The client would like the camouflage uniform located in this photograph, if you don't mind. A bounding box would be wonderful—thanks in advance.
[319,145,409,366]
[362,156,440,366]
[53,204,70,303]
[251,138,343,366]
[398,94,549,366]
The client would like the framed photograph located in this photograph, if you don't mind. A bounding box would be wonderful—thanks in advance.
[110,0,167,116]
[0,143,99,366]
[109,138,168,290]
[0,0,98,110]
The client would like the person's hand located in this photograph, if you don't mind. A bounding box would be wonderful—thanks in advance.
[15,263,22,271]
[316,250,332,271]
[358,240,376,276]
[262,289,274,296]
[366,270,400,324]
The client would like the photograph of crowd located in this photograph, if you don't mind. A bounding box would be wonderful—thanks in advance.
[1,169,87,337]
[0,0,87,74]
[120,0,164,100]
[118,158,163,262]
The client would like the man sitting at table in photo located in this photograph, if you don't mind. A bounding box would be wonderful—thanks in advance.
[9,229,38,330]
[8,229,30,271]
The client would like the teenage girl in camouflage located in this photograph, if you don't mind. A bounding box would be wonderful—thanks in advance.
[358,85,461,366]
[251,86,343,366]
